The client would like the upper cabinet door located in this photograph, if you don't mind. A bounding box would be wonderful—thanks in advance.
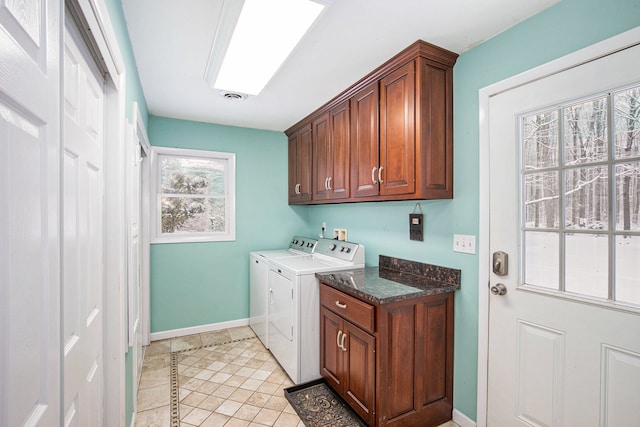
[288,124,312,204]
[313,101,350,201]
[312,112,331,200]
[379,61,416,196]
[328,100,350,200]
[350,82,380,199]
[415,58,454,199]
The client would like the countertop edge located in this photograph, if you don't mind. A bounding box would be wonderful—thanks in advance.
[316,267,460,305]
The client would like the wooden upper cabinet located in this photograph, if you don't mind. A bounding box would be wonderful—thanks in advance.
[416,57,454,198]
[288,124,312,204]
[350,82,379,199]
[313,100,350,201]
[312,113,331,200]
[330,101,350,200]
[379,61,416,197]
[286,40,457,205]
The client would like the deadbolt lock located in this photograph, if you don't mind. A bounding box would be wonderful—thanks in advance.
[492,251,508,276]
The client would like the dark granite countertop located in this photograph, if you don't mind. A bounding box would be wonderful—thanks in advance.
[316,255,461,305]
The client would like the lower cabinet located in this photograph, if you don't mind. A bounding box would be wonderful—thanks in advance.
[320,306,376,425]
[319,283,454,427]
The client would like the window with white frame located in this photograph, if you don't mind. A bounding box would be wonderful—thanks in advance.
[151,146,235,243]
[520,83,640,308]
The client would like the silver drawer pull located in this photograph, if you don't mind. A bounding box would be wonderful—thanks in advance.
[335,301,347,309]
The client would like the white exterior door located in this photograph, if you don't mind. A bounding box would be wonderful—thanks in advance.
[0,1,61,425]
[63,16,106,426]
[487,42,640,426]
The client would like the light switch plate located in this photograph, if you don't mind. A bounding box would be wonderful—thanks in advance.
[453,234,476,254]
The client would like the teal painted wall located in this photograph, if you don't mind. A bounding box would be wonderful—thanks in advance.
[148,116,310,332]
[104,0,149,128]
[102,1,149,426]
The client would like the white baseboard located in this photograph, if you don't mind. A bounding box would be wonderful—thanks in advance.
[453,409,477,427]
[149,318,250,342]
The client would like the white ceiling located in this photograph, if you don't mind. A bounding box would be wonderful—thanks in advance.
[121,0,558,132]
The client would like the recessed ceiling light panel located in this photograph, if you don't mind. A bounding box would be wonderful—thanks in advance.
[205,0,328,96]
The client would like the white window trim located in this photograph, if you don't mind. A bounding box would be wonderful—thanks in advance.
[150,146,236,244]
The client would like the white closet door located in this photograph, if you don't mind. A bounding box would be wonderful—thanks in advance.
[0,0,62,425]
[62,15,106,427]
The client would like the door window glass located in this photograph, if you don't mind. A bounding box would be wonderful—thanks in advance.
[520,84,640,307]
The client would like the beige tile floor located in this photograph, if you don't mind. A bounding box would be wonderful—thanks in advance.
[135,326,460,427]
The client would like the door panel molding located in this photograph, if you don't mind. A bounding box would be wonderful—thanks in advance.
[478,26,640,427]
[600,344,640,426]
[515,320,565,427]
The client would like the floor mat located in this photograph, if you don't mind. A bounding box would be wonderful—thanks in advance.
[284,379,368,427]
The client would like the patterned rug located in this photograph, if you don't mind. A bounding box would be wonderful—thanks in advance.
[284,379,368,427]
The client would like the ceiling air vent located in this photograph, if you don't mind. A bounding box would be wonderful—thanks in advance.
[219,91,248,101]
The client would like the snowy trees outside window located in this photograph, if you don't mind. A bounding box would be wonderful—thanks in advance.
[151,147,236,243]
[521,84,639,307]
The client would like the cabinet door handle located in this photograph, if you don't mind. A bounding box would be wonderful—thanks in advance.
[378,166,384,184]
[371,167,378,184]
[327,176,332,190]
[335,301,347,309]
[295,183,301,194]
[324,177,328,190]
[337,330,342,349]
[340,331,347,352]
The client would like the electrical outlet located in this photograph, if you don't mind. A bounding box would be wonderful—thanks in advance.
[333,228,348,241]
[453,234,476,254]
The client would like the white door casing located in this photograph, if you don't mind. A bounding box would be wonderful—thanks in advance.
[63,15,106,426]
[481,31,640,426]
[133,101,151,349]
[0,0,61,425]
[127,102,149,401]
[127,121,141,350]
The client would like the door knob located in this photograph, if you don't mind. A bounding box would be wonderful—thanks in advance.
[490,283,507,296]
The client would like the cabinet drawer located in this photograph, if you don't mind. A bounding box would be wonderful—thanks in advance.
[320,283,374,333]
